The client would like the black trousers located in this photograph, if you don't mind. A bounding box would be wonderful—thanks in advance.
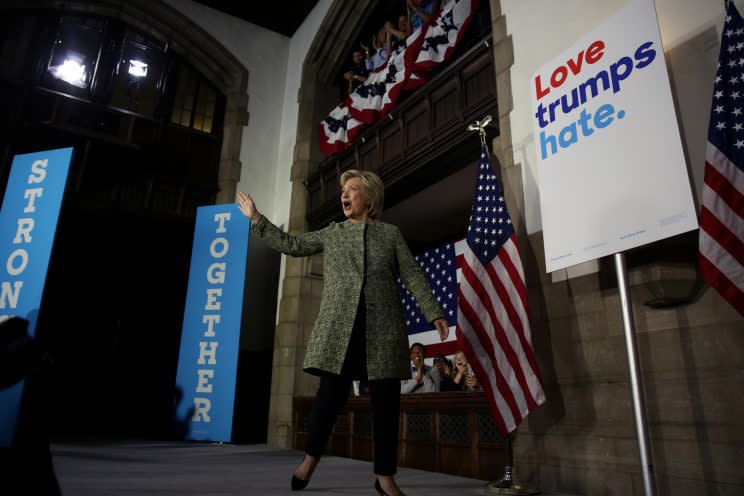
[304,296,401,475]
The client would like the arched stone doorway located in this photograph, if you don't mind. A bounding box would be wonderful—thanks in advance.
[0,0,250,437]
[266,0,520,449]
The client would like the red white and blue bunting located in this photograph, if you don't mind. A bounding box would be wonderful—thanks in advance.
[319,0,479,157]
[348,23,428,124]
[318,98,364,157]
[413,0,479,71]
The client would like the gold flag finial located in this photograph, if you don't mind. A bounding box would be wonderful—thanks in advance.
[467,115,493,145]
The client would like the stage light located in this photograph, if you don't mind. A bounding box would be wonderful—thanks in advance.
[128,60,148,78]
[50,57,87,88]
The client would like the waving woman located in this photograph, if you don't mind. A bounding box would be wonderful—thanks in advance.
[237,170,448,496]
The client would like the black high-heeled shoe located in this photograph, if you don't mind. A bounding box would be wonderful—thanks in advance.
[291,456,316,491]
[291,474,309,491]
[375,479,407,496]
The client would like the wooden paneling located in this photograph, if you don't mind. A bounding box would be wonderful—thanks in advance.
[293,392,510,480]
[440,445,477,478]
[381,119,403,162]
[359,138,378,170]
[404,443,437,472]
[432,77,459,129]
[404,100,428,146]
[463,51,496,108]
[350,438,374,462]
[329,434,349,457]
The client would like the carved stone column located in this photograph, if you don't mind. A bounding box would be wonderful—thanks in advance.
[265,0,376,448]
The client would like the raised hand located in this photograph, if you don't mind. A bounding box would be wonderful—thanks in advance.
[236,192,261,223]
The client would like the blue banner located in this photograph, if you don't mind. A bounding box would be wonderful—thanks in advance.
[0,147,73,446]
[174,204,250,442]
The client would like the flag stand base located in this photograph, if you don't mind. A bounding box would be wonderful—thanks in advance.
[486,466,540,495]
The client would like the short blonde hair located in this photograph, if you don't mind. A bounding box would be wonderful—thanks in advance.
[340,169,385,219]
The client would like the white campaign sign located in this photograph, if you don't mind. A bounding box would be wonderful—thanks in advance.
[531,0,698,272]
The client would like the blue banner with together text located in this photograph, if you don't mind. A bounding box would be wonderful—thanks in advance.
[174,204,250,442]
[0,147,73,446]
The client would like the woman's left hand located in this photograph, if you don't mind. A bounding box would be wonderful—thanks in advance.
[433,318,449,341]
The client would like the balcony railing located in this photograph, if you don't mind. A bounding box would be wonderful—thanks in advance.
[306,34,498,230]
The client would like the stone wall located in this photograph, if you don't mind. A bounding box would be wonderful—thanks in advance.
[488,0,744,492]
[511,237,744,494]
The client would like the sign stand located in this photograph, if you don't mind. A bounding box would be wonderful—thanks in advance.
[614,252,655,496]
[528,1,698,493]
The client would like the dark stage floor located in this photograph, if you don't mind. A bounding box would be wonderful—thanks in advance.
[50,440,574,495]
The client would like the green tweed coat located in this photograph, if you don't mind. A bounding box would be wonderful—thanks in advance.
[251,215,443,380]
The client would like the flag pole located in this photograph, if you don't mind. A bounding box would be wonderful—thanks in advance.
[468,116,539,496]
[614,252,656,495]
[467,117,656,495]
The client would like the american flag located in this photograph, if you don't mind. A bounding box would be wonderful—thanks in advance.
[398,240,464,360]
[456,143,545,436]
[699,2,744,317]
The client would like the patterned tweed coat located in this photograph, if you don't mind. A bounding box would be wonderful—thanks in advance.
[252,215,443,380]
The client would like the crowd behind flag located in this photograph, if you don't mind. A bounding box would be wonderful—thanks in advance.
[698,1,744,317]
[320,0,480,157]
[398,143,545,436]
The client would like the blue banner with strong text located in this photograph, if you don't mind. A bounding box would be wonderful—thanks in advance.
[174,204,250,442]
[0,147,73,446]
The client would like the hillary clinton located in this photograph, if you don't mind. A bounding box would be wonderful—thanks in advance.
[237,170,448,496]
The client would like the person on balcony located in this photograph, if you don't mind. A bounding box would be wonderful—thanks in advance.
[401,343,442,394]
[385,14,411,54]
[408,0,439,32]
[344,50,369,94]
[452,350,483,392]
[433,354,461,392]
[236,170,448,496]
[362,26,390,71]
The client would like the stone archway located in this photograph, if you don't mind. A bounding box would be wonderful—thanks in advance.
[5,0,249,202]
[265,0,519,449]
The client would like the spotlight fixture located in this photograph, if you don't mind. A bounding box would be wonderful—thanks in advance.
[128,59,148,78]
[50,56,87,88]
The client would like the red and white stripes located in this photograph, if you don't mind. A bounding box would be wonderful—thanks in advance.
[456,235,545,435]
[699,142,744,316]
